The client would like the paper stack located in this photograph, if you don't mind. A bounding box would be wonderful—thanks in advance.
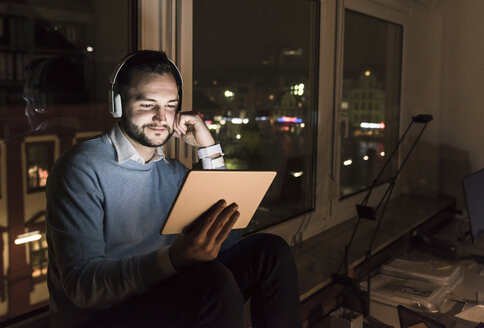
[381,258,462,291]
[361,274,449,311]
[361,257,462,311]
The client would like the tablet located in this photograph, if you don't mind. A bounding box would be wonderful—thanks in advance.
[160,170,277,235]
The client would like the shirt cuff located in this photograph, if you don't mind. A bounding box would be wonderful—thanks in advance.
[157,246,177,277]
[201,156,225,169]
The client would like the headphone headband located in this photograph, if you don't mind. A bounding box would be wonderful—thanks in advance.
[109,51,183,118]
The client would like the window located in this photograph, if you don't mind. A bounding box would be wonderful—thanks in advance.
[339,10,402,197]
[30,233,48,283]
[193,0,319,232]
[25,211,48,284]
[0,0,134,320]
[25,141,54,193]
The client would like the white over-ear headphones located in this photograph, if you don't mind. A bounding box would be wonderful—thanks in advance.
[108,51,183,118]
[25,58,51,113]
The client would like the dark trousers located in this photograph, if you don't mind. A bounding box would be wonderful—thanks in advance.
[86,233,302,328]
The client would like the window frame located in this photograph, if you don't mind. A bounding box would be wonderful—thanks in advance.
[191,0,321,233]
[139,0,194,168]
[138,0,411,248]
[21,135,60,234]
[25,212,48,285]
[330,0,408,226]
[138,0,334,244]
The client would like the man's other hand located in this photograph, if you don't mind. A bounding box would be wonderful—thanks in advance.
[173,111,216,148]
[169,199,239,271]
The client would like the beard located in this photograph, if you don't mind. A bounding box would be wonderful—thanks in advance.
[121,119,173,147]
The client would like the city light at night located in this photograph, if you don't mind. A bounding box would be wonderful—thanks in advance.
[15,231,42,245]
[291,171,304,178]
[277,116,303,123]
[360,122,385,129]
[290,83,304,96]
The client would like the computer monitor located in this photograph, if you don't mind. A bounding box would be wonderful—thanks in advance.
[462,168,484,244]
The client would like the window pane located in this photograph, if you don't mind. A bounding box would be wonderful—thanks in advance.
[193,0,319,232]
[0,0,133,320]
[339,10,402,197]
[26,142,54,192]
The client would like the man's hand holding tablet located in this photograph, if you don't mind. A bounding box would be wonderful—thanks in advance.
[169,199,239,271]
[162,170,276,271]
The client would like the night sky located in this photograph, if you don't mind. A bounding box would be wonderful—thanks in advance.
[193,0,315,82]
[343,10,403,83]
[193,2,402,86]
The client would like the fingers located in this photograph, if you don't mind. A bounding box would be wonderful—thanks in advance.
[206,203,239,240]
[173,111,198,136]
[172,111,187,137]
[173,200,239,269]
[172,111,216,147]
[215,210,239,244]
[192,199,227,236]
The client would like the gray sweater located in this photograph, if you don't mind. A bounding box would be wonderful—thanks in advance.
[46,134,188,327]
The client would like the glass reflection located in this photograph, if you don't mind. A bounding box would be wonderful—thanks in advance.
[0,0,131,321]
[339,10,402,197]
[193,0,319,231]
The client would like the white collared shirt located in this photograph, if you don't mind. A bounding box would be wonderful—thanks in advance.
[108,123,169,164]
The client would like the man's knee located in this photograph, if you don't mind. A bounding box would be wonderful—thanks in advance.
[184,261,244,325]
[191,261,244,298]
[247,233,295,265]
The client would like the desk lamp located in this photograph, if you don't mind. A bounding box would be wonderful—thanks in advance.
[333,114,433,316]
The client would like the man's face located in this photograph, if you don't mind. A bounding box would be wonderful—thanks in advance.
[121,71,179,148]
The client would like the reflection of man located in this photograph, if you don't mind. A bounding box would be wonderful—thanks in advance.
[46,50,301,328]
[23,56,87,132]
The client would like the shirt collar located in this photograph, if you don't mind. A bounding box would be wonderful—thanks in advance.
[108,123,168,164]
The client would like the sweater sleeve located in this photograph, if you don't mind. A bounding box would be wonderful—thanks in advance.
[46,161,176,309]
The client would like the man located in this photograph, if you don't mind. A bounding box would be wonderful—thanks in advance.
[23,56,88,132]
[46,50,301,328]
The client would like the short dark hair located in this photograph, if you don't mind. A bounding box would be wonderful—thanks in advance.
[115,50,176,102]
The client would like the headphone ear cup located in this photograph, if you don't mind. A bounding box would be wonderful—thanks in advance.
[113,93,122,118]
[37,93,47,113]
[32,89,47,113]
